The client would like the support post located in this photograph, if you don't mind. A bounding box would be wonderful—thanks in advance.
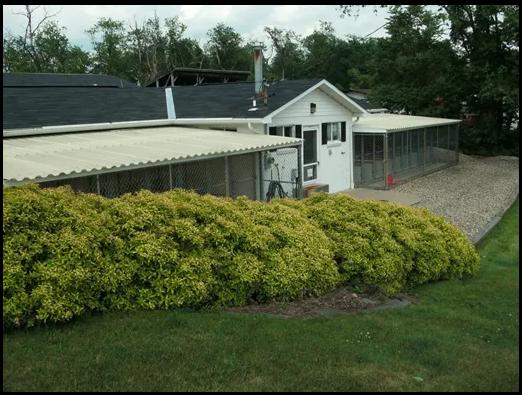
[384,134,389,190]
[455,125,460,164]
[168,164,173,190]
[225,156,231,198]
[422,128,428,173]
[297,145,303,199]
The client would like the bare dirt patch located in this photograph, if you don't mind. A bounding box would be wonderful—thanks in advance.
[225,287,419,319]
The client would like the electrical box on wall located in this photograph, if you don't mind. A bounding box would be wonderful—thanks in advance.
[264,153,275,169]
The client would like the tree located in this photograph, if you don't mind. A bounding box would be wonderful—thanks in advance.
[127,14,205,85]
[4,5,90,73]
[164,17,204,69]
[339,4,520,155]
[264,27,304,80]
[370,5,462,118]
[343,36,380,89]
[301,22,346,86]
[87,18,131,79]
[441,5,520,154]
[205,23,251,70]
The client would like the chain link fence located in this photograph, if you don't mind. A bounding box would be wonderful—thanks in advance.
[354,124,460,189]
[39,147,302,201]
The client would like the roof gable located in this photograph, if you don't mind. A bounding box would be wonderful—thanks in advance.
[264,80,368,122]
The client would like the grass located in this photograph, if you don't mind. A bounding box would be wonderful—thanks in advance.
[3,200,519,392]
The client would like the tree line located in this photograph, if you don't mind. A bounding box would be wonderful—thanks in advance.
[3,5,519,155]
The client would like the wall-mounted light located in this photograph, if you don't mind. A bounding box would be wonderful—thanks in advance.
[310,103,317,114]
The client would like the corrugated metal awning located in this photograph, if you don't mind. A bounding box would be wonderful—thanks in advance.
[3,126,301,183]
[354,114,461,134]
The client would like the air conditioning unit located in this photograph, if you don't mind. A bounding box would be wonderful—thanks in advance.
[303,184,330,198]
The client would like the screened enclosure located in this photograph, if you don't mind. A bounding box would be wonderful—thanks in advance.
[39,148,302,201]
[353,124,459,189]
[4,126,302,202]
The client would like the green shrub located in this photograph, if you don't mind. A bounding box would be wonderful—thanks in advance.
[3,186,339,328]
[3,185,479,329]
[101,190,340,310]
[300,193,480,292]
[3,184,129,327]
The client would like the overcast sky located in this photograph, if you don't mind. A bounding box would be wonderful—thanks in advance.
[3,5,390,50]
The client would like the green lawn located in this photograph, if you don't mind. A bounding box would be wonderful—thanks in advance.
[3,200,519,392]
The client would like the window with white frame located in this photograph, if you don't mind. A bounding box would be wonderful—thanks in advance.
[326,122,341,143]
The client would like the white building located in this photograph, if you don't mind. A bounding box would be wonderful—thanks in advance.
[3,50,461,199]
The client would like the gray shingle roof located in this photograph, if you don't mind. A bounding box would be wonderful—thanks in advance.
[3,87,166,130]
[3,72,138,88]
[348,96,387,112]
[171,79,321,119]
[3,73,323,130]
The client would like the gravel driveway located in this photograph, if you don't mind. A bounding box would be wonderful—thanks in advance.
[395,154,519,241]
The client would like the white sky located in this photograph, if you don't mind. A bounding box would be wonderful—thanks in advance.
[3,5,390,50]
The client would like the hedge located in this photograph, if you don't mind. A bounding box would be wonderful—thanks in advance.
[3,184,480,329]
[298,194,479,291]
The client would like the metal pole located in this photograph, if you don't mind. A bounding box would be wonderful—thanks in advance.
[254,152,261,200]
[168,164,173,190]
[422,128,428,173]
[406,130,411,173]
[225,156,231,198]
[297,145,303,199]
[384,134,389,190]
[455,125,460,164]
[448,125,451,151]
[96,174,101,195]
[259,153,265,201]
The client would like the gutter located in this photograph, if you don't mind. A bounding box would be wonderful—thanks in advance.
[3,118,265,138]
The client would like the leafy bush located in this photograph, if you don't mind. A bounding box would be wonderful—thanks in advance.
[3,185,479,329]
[299,193,480,292]
[3,184,128,328]
[3,185,339,328]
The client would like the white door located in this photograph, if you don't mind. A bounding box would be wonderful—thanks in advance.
[303,129,319,184]
[323,142,350,192]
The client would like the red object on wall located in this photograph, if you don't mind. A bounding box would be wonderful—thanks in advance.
[387,175,396,187]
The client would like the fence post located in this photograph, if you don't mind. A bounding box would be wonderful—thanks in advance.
[455,125,460,164]
[384,134,389,190]
[168,164,173,190]
[224,156,231,198]
[447,124,451,151]
[96,174,101,195]
[422,128,428,174]
[297,145,303,199]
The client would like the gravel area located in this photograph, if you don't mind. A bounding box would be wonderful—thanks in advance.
[394,154,519,240]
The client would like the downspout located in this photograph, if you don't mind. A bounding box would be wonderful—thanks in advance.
[350,116,361,189]
[247,122,263,134]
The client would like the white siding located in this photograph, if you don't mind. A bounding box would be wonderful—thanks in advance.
[175,87,357,197]
[272,88,350,120]
[268,88,355,194]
